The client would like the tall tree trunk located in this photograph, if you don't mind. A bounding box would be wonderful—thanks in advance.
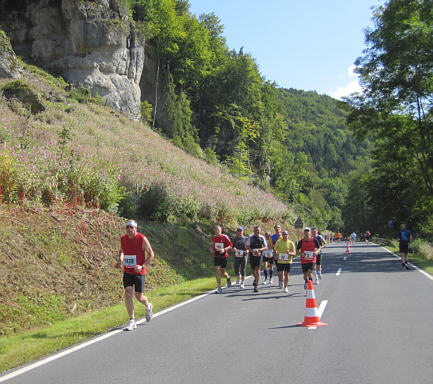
[152,54,160,130]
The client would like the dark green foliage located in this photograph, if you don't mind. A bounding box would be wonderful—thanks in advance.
[346,0,433,237]
[125,0,369,230]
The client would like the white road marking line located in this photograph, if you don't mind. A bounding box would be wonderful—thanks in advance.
[307,300,328,330]
[336,268,342,276]
[0,288,216,382]
[382,247,433,282]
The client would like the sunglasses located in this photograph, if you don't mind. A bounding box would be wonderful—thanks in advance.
[126,225,135,229]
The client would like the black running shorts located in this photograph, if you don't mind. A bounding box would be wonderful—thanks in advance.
[399,241,409,254]
[123,273,146,293]
[301,262,315,273]
[276,263,291,272]
[250,255,261,269]
[214,256,228,268]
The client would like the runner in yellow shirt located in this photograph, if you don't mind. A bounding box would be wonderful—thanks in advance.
[273,230,296,293]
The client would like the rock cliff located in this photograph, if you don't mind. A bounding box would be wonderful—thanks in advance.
[0,0,145,120]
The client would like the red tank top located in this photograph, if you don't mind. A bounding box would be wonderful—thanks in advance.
[121,233,146,275]
[300,238,317,264]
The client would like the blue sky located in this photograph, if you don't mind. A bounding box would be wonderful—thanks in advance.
[188,0,382,99]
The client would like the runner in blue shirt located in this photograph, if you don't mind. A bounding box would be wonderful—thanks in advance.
[398,224,413,270]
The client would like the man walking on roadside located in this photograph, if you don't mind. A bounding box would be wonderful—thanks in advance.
[297,227,321,292]
[232,227,249,288]
[247,226,267,292]
[212,225,233,293]
[114,219,154,331]
[398,224,413,270]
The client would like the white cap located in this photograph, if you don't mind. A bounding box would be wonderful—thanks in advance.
[126,220,137,228]
[304,227,311,232]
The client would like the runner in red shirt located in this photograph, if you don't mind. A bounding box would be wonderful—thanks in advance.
[212,225,232,294]
[296,227,321,291]
[115,219,155,331]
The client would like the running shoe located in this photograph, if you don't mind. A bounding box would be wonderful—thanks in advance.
[254,286,258,292]
[146,303,153,322]
[304,282,308,290]
[262,280,267,285]
[405,263,410,270]
[284,287,289,293]
[269,278,272,285]
[240,282,245,289]
[318,272,322,280]
[125,319,137,331]
[215,287,223,294]
[227,277,232,287]
[314,279,319,285]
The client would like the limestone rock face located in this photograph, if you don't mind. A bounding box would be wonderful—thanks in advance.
[0,30,22,79]
[0,0,144,120]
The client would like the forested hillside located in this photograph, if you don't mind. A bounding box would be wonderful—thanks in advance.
[125,0,369,230]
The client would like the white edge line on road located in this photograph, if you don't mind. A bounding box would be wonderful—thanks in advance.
[0,288,216,382]
[336,268,342,276]
[381,245,433,282]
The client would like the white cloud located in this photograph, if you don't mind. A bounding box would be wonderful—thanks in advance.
[330,80,362,99]
[329,65,362,99]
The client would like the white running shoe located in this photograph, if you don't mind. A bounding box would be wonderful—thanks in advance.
[284,287,289,293]
[240,282,245,289]
[269,279,272,285]
[125,319,137,331]
[216,287,223,294]
[146,303,153,322]
[314,279,319,285]
[262,280,267,285]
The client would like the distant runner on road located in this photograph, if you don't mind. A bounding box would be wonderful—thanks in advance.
[398,224,413,270]
[365,230,371,245]
[270,224,283,287]
[297,227,321,292]
[246,226,267,292]
[312,227,327,284]
[115,219,154,331]
[262,231,274,285]
[273,230,296,293]
[350,232,357,243]
[232,227,248,289]
[212,225,232,293]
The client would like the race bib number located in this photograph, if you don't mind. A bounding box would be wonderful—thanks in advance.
[124,255,136,267]
[263,249,273,258]
[236,249,244,257]
[304,251,314,260]
[215,242,224,250]
[279,253,289,261]
[252,249,261,256]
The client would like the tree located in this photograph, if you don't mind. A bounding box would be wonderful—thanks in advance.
[347,0,433,236]
[350,0,433,195]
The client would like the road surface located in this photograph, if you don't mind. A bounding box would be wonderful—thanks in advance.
[2,242,433,383]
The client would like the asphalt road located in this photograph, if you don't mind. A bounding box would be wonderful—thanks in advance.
[2,242,433,384]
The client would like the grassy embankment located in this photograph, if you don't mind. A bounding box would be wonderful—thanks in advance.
[0,62,292,373]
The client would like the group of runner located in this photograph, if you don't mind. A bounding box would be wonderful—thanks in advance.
[212,224,328,294]
[114,219,412,331]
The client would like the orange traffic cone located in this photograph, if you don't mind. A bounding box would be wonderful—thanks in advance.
[346,244,351,253]
[297,280,328,327]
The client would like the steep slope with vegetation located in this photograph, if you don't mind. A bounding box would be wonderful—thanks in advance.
[0,58,288,337]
